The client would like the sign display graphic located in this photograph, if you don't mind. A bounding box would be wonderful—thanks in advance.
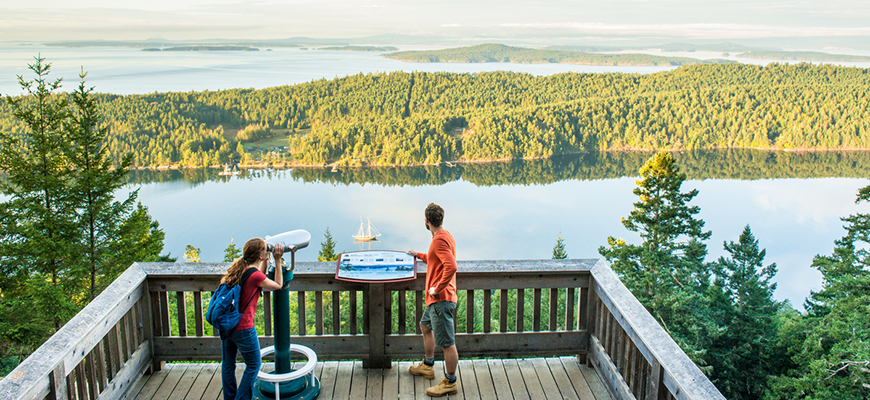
[335,250,417,283]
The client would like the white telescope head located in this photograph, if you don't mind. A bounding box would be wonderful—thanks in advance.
[265,230,311,252]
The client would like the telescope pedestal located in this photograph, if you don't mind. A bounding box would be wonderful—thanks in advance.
[253,249,320,400]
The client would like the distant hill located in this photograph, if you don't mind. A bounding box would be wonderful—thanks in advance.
[737,50,870,62]
[384,43,705,66]
[318,46,399,52]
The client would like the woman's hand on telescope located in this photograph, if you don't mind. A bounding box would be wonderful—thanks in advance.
[272,244,285,261]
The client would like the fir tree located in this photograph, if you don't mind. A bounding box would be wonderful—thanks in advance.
[224,239,241,262]
[67,70,141,301]
[552,233,568,259]
[318,227,339,262]
[767,185,870,399]
[0,56,79,333]
[0,58,166,363]
[599,151,721,368]
[710,225,787,399]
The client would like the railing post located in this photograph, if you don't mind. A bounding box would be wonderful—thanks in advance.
[646,356,665,400]
[584,281,597,367]
[142,280,162,373]
[364,283,388,368]
[48,363,66,400]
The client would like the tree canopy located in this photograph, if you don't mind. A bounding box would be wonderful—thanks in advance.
[2,63,869,169]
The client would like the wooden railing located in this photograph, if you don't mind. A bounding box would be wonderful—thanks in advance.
[0,259,724,400]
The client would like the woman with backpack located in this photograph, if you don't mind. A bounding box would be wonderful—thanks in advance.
[221,238,285,400]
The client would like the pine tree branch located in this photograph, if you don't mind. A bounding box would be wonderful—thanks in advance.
[824,360,870,381]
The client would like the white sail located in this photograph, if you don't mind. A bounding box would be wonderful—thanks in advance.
[353,217,382,241]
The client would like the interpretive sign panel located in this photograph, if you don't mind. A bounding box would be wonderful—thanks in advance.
[335,250,417,283]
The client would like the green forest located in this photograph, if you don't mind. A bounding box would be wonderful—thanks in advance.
[383,43,707,65]
[2,62,869,170]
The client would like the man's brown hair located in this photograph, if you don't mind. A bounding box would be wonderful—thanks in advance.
[425,203,444,227]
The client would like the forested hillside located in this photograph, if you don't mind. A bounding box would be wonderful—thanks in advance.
[1,63,869,168]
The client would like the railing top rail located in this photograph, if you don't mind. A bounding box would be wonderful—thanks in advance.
[138,258,598,277]
[0,263,148,400]
[590,259,725,400]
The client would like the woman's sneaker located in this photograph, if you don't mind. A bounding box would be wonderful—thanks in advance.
[409,362,435,379]
[426,378,458,397]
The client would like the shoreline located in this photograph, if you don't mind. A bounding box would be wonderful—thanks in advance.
[132,147,870,171]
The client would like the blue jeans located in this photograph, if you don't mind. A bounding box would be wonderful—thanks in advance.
[221,327,261,400]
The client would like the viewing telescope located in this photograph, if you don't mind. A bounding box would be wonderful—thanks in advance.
[255,229,320,400]
[265,230,311,253]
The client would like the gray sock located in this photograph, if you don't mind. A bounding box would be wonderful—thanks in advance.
[446,373,456,383]
[424,356,435,366]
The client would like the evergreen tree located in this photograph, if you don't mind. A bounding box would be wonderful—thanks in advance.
[767,185,870,399]
[224,239,241,262]
[0,58,166,367]
[710,225,788,399]
[67,70,140,301]
[0,56,79,333]
[109,203,166,269]
[552,233,568,259]
[599,151,721,368]
[318,227,339,262]
[184,245,202,262]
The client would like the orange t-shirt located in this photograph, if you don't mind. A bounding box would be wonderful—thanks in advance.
[417,230,457,305]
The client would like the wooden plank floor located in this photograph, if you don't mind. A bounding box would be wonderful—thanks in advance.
[125,357,611,400]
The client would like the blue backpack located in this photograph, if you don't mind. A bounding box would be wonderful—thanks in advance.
[206,268,258,336]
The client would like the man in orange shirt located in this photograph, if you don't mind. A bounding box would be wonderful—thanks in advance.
[407,203,459,397]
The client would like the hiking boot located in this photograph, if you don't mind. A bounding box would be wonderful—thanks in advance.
[409,361,435,379]
[426,378,458,397]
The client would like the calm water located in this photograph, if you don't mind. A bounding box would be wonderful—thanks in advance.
[113,152,870,308]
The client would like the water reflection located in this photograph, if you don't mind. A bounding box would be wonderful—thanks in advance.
[127,149,870,187]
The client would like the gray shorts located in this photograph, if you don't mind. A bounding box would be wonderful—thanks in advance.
[420,301,456,347]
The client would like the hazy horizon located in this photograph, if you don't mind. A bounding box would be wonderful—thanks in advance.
[3,0,870,51]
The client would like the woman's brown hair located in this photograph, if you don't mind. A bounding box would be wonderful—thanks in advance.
[222,238,266,286]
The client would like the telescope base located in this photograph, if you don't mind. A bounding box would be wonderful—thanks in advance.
[252,375,320,400]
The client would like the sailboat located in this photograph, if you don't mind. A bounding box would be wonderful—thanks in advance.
[352,218,382,242]
[218,163,240,176]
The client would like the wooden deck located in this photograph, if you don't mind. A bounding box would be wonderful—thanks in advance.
[124,357,611,400]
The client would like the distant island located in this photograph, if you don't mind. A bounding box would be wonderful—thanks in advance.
[384,43,708,66]
[142,45,259,52]
[737,50,870,62]
[319,46,399,52]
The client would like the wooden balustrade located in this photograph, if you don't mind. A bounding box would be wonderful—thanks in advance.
[0,259,724,400]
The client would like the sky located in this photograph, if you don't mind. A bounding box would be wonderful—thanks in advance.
[2,0,870,49]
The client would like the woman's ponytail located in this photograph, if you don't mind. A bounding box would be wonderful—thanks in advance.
[221,238,266,286]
